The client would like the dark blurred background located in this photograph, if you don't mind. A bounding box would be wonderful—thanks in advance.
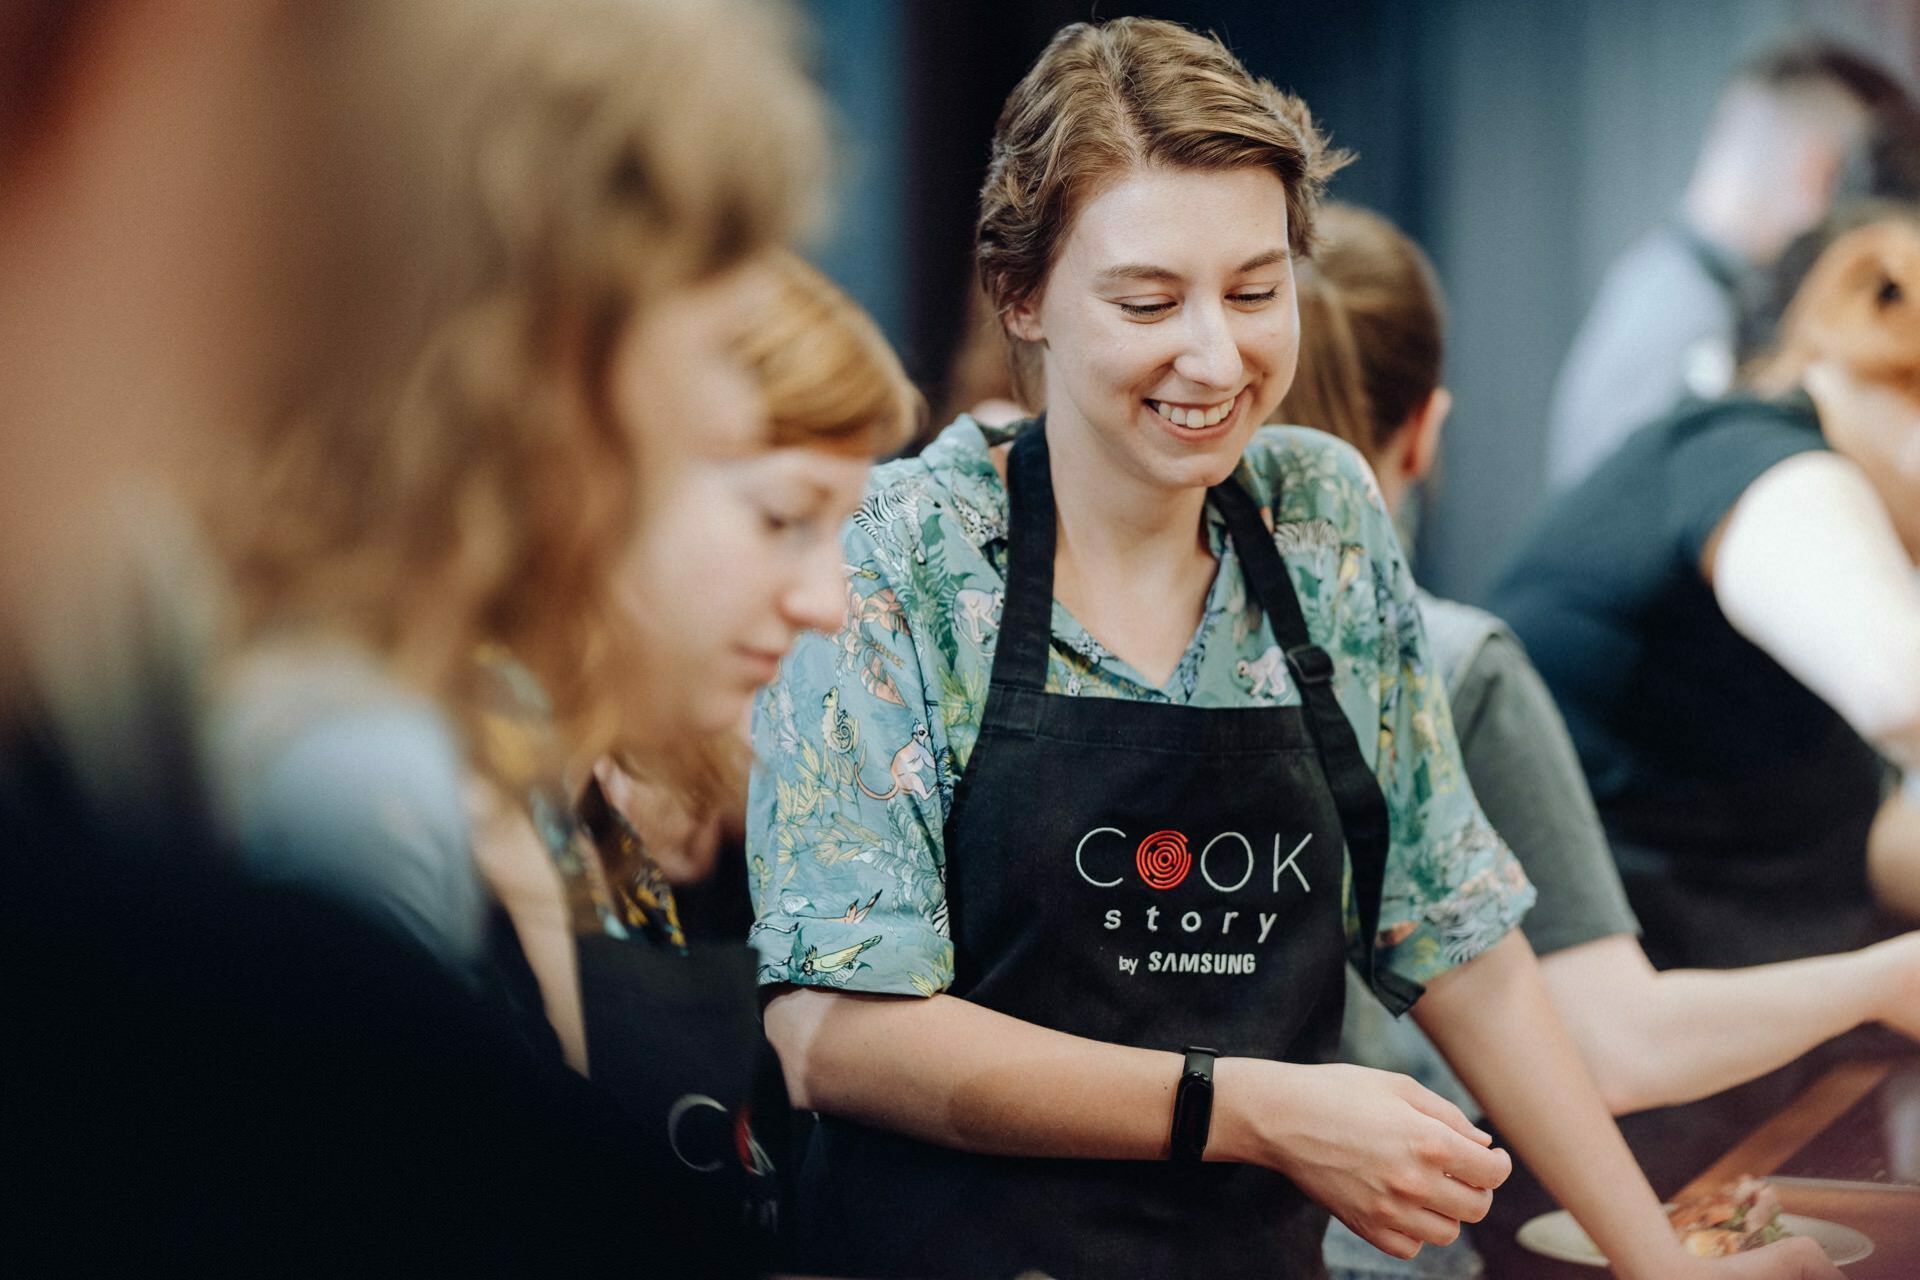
[803,0,1920,602]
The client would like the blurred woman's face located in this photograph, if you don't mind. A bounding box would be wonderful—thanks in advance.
[1009,165,1300,495]
[611,268,868,743]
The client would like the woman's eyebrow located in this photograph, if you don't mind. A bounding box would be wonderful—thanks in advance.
[1093,247,1289,287]
[1094,262,1180,286]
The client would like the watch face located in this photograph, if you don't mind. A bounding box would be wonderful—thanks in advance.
[1173,1074,1213,1160]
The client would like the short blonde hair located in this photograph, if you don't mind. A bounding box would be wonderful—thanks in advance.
[213,0,826,771]
[976,17,1346,404]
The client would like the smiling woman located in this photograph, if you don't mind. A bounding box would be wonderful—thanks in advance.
[747,18,1844,1280]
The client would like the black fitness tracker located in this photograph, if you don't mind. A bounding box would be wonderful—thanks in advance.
[1170,1046,1218,1163]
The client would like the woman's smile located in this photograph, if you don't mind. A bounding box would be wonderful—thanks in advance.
[1145,388,1249,441]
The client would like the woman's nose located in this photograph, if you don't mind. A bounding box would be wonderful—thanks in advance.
[781,541,847,635]
[1172,302,1244,391]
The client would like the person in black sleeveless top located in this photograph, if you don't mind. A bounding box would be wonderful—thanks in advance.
[1494,211,1920,973]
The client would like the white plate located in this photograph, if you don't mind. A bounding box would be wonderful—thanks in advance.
[1515,1210,1875,1268]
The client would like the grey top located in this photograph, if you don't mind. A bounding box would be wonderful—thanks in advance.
[1337,592,1640,1117]
[1545,221,1751,489]
[208,642,489,973]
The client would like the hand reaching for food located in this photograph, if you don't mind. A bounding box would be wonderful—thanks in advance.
[1680,1234,1843,1279]
[1669,1176,1787,1255]
[1665,1179,1841,1279]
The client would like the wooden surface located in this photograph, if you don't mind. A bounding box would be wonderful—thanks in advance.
[1675,1059,1920,1279]
[1676,1062,1894,1197]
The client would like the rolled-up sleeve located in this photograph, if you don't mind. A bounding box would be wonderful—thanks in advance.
[746,529,955,997]
[1340,450,1536,989]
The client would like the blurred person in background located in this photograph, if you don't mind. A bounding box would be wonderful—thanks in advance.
[1546,40,1920,489]
[469,248,918,1263]
[1280,201,1920,1280]
[207,0,822,1024]
[0,2,656,1271]
[1495,205,1920,978]
[4,0,843,1273]
[750,17,1838,1280]
[203,2,836,1272]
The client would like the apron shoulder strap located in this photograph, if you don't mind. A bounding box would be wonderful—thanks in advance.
[1209,477,1422,1016]
[988,422,1061,696]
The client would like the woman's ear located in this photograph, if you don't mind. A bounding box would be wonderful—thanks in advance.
[1005,293,1045,345]
[1402,386,1452,485]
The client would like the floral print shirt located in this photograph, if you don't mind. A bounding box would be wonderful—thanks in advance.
[746,417,1533,999]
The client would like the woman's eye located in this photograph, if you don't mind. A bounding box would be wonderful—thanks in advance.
[1230,288,1279,306]
[759,507,817,538]
[1117,300,1175,318]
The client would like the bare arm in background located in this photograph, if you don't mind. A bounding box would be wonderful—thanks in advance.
[1444,633,1920,1114]
[1708,373,1920,774]
[1870,791,1920,921]
[1543,931,1920,1114]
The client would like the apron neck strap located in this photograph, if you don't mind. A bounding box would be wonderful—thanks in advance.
[1208,479,1308,651]
[993,421,1062,693]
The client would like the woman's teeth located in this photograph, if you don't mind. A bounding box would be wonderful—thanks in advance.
[1149,396,1235,428]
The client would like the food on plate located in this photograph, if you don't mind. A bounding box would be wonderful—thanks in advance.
[1666,1176,1789,1256]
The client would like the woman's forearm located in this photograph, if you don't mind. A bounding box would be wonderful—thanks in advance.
[1539,934,1895,1115]
[763,986,1183,1159]
[763,983,1512,1260]
[1415,930,1699,1280]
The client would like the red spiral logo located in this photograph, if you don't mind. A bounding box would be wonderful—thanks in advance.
[1135,830,1191,891]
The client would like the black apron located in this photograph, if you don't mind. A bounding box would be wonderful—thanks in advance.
[795,425,1412,1279]
[571,781,787,1276]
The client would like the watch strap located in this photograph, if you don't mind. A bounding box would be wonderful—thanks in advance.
[1170,1045,1218,1163]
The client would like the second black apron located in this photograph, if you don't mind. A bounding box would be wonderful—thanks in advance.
[795,424,1409,1279]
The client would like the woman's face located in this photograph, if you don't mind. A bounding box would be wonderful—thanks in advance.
[1010,165,1300,493]
[611,270,870,742]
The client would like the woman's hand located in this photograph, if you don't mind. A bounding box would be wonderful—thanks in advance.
[1209,1058,1511,1259]
[1677,1235,1842,1279]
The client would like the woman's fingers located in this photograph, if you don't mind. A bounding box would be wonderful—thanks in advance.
[1439,1129,1512,1191]
[1712,1234,1843,1279]
[1362,1225,1426,1261]
[1404,1105,1512,1190]
[1399,1206,1468,1248]
[1402,1082,1492,1145]
[1423,1171,1495,1225]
